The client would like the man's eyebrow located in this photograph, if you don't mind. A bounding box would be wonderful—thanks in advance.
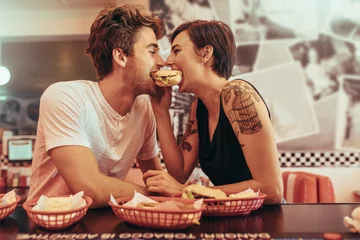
[147,43,159,49]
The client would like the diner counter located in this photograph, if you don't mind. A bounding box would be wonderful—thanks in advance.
[1,203,360,239]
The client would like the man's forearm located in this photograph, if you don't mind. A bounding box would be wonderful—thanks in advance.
[70,174,149,208]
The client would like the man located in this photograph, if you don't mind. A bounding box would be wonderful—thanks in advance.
[27,5,165,208]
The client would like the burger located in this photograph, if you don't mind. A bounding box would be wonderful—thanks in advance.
[181,185,227,200]
[151,70,182,87]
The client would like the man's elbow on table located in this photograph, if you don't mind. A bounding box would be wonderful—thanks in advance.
[66,176,110,208]
[82,187,107,208]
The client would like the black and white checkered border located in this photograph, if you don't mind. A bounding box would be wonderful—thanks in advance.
[1,152,359,168]
[0,155,6,164]
[280,151,360,167]
[0,156,31,167]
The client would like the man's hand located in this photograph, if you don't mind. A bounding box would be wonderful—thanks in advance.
[143,170,185,196]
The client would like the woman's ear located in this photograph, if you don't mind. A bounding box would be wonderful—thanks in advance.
[113,48,128,67]
[200,45,214,63]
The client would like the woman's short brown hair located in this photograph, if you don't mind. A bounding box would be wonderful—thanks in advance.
[171,20,236,79]
[85,5,164,80]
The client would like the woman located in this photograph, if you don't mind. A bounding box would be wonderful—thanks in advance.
[145,20,283,204]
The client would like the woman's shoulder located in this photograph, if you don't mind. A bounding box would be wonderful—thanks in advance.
[221,79,271,119]
[221,79,259,100]
[222,79,252,88]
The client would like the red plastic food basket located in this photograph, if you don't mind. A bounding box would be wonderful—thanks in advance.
[0,194,21,221]
[109,196,202,229]
[202,193,267,216]
[23,195,93,230]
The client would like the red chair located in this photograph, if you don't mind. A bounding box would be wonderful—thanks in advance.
[283,171,335,203]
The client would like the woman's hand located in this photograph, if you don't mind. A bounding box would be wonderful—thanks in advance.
[150,86,172,114]
[143,170,185,197]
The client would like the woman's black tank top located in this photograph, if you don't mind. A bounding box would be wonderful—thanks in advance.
[196,81,270,186]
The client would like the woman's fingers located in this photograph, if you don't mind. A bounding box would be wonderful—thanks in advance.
[147,181,167,194]
[143,170,162,181]
[148,186,163,193]
[145,176,164,187]
[144,171,183,196]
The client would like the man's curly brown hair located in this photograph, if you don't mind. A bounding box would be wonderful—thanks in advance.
[85,5,164,80]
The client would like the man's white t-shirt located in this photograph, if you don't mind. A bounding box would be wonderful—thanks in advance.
[28,80,159,199]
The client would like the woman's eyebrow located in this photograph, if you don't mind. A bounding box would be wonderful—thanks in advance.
[171,44,181,51]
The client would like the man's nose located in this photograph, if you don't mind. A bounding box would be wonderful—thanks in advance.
[155,55,165,68]
[165,57,174,68]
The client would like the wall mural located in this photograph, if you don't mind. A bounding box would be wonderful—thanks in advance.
[150,0,360,157]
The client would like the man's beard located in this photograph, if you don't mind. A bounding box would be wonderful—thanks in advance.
[125,62,154,95]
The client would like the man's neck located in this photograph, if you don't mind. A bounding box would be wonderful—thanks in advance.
[98,74,137,116]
